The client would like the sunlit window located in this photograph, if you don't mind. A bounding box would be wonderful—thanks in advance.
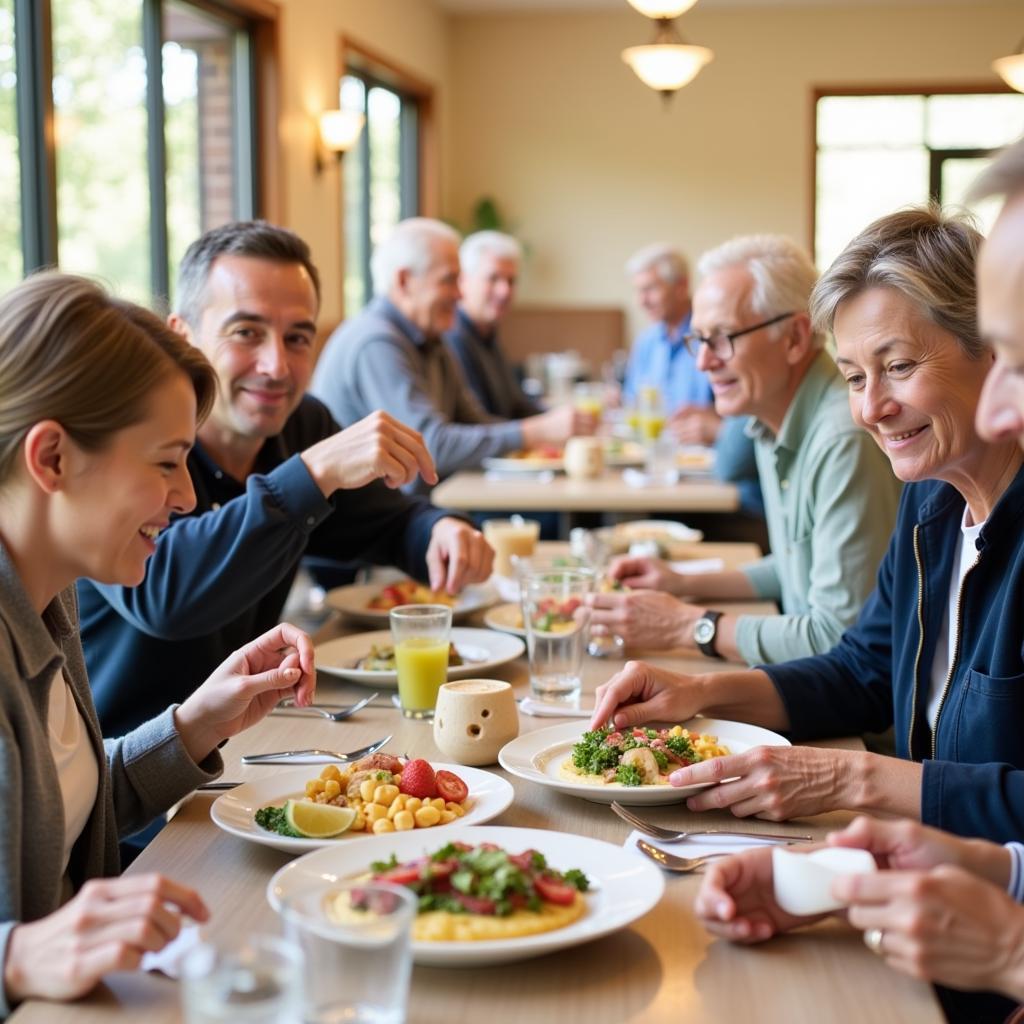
[815,91,1024,269]
[0,0,18,292]
[342,70,422,313]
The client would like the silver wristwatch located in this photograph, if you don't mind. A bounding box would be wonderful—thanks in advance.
[693,610,724,659]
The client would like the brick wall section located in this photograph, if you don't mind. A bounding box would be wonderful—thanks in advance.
[197,39,234,228]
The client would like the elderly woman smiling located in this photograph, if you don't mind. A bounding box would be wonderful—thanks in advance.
[591,205,1024,843]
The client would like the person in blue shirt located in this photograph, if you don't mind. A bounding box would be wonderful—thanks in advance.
[78,221,493,740]
[623,243,763,518]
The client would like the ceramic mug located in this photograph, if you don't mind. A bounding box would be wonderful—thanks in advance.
[564,436,604,480]
[433,679,519,766]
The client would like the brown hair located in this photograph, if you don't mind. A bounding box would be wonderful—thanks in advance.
[0,271,217,484]
[809,205,983,359]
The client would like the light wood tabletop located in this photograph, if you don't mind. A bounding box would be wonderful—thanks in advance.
[11,545,942,1024]
[431,470,739,514]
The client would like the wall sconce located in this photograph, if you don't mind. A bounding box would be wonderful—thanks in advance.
[314,109,365,174]
[622,1,713,103]
[993,37,1024,94]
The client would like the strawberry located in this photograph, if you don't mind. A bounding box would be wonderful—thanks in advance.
[398,758,437,799]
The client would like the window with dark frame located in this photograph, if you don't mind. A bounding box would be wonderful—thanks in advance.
[3,0,274,305]
[340,48,428,316]
[813,89,1024,270]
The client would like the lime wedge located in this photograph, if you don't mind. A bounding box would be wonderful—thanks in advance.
[284,799,357,838]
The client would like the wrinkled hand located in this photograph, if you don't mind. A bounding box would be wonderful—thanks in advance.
[695,846,826,944]
[4,874,208,1002]
[590,660,702,730]
[607,555,687,595]
[175,622,316,762]
[301,410,438,494]
[426,518,494,595]
[835,866,1024,997]
[672,745,855,821]
[526,404,598,445]
[586,590,691,649]
[668,405,721,446]
[827,816,1003,877]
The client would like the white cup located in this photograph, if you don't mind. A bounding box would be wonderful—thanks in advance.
[564,436,605,480]
[433,679,519,765]
[771,846,877,916]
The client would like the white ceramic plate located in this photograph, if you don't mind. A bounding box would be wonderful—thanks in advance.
[210,764,514,854]
[325,580,497,627]
[595,519,704,554]
[266,824,664,966]
[482,441,646,475]
[498,718,790,805]
[482,602,526,638]
[313,628,524,688]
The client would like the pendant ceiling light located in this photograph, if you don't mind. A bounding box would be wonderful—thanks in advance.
[993,37,1024,93]
[626,0,698,17]
[622,7,713,101]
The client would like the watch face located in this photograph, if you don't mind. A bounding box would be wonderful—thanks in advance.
[694,617,716,645]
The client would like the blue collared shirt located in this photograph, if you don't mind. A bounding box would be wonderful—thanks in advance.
[622,315,712,411]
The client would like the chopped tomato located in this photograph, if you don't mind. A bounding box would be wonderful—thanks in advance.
[376,865,421,886]
[457,893,497,915]
[435,770,469,803]
[509,850,539,871]
[534,875,578,906]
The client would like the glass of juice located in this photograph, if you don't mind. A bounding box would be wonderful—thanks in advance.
[482,517,540,577]
[639,386,665,440]
[573,381,605,421]
[389,604,453,719]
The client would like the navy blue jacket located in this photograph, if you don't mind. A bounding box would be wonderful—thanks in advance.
[766,462,1024,843]
[79,397,451,737]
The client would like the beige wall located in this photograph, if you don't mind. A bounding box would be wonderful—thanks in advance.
[446,4,1021,335]
[271,0,452,328]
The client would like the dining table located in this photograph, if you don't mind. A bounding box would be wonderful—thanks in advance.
[431,470,739,515]
[11,541,942,1024]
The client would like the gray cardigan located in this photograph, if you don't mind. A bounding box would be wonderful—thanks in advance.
[310,297,524,494]
[0,542,222,1016]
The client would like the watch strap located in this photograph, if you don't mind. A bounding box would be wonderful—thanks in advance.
[696,609,724,659]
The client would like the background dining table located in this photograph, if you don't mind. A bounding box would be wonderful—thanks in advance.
[11,541,942,1023]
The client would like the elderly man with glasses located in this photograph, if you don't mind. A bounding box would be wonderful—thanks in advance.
[588,234,901,664]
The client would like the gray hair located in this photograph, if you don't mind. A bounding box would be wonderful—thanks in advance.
[174,220,321,328]
[697,234,822,347]
[809,205,983,359]
[625,243,689,285]
[371,217,461,297]
[966,135,1024,204]
[460,231,522,276]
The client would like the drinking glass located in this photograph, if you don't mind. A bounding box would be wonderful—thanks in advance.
[521,569,593,703]
[279,882,415,1024]
[569,528,626,660]
[645,434,679,485]
[639,385,665,440]
[181,935,303,1024]
[573,381,605,421]
[483,516,540,577]
[389,604,452,719]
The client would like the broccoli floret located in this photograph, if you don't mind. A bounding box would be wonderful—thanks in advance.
[615,763,644,786]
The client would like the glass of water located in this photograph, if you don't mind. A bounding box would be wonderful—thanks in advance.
[279,881,416,1024]
[521,569,593,703]
[181,934,303,1024]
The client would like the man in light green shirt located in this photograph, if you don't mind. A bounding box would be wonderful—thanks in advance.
[588,234,900,664]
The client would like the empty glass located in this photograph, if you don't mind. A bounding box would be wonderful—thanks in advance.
[521,569,593,703]
[181,935,303,1024]
[389,604,452,719]
[645,434,679,485]
[279,882,416,1024]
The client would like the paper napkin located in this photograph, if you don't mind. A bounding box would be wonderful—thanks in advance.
[623,828,797,861]
[141,924,202,978]
[518,698,593,719]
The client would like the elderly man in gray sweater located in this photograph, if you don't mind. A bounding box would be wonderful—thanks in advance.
[310,218,593,493]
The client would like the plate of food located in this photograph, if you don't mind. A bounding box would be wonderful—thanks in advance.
[498,718,790,805]
[595,519,704,557]
[675,445,716,475]
[325,579,498,626]
[211,755,515,854]
[483,602,526,638]
[483,440,647,474]
[313,627,524,687]
[266,824,664,966]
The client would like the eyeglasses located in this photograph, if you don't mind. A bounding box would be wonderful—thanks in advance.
[683,312,796,361]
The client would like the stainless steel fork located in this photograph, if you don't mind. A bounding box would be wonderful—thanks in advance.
[634,839,730,873]
[241,734,392,765]
[271,692,378,721]
[611,801,813,844]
